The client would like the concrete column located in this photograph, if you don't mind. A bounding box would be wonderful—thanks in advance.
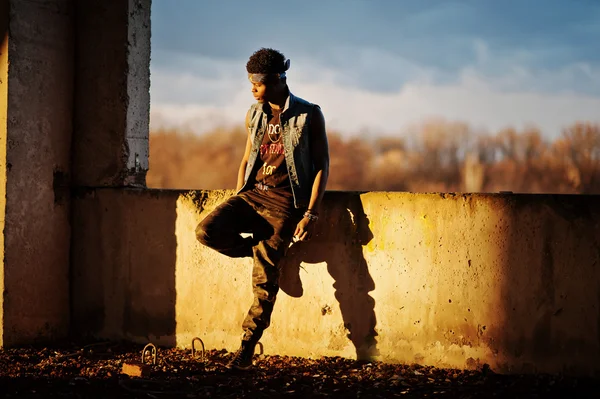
[72,0,151,187]
[0,0,74,346]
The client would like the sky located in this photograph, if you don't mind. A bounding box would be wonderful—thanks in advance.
[149,0,600,139]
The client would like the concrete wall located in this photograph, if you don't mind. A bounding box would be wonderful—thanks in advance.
[1,0,73,346]
[72,189,600,376]
[71,188,177,345]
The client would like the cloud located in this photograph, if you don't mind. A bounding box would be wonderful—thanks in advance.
[149,45,600,139]
[151,0,600,75]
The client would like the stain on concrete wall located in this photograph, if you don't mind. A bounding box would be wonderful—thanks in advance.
[72,188,600,376]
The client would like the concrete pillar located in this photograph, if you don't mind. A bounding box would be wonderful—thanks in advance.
[0,0,151,346]
[0,0,74,346]
[69,0,152,340]
[72,0,151,187]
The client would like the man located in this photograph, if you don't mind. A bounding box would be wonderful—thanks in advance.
[195,48,330,370]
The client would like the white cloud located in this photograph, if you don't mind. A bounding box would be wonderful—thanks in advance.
[149,46,600,139]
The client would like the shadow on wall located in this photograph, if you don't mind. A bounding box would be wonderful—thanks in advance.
[494,195,600,376]
[279,192,379,361]
[71,189,177,347]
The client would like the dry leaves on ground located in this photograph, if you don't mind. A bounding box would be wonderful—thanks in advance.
[0,341,598,398]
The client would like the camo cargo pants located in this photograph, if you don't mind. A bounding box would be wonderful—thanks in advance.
[195,193,301,343]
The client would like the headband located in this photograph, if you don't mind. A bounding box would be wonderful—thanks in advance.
[248,59,291,83]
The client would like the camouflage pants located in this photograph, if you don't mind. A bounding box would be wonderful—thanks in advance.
[195,194,301,343]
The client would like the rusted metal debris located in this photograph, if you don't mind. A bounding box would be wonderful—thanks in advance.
[120,343,158,378]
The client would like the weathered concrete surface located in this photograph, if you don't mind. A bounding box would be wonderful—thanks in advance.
[71,189,177,346]
[0,0,152,346]
[0,0,8,347]
[72,189,600,376]
[72,0,151,187]
[1,0,73,346]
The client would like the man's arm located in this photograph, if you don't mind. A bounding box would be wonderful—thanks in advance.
[307,105,329,213]
[293,105,329,241]
[236,110,253,192]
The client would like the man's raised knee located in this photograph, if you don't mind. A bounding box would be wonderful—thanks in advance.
[195,222,211,246]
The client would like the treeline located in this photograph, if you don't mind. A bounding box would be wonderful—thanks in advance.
[147,121,600,194]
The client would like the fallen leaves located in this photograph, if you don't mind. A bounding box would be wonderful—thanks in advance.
[0,341,598,398]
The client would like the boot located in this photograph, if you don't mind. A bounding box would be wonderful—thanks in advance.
[226,340,257,371]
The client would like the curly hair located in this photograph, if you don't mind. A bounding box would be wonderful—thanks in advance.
[246,48,287,74]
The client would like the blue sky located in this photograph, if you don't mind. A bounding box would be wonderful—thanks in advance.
[150,0,600,138]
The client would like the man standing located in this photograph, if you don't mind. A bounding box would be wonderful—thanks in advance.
[195,48,330,370]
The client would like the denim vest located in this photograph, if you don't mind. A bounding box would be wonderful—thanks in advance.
[237,91,316,209]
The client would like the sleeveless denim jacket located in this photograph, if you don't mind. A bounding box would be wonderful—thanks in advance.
[237,91,317,209]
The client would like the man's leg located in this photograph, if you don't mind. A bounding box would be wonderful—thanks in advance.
[244,209,300,339]
[228,207,300,370]
[195,195,264,258]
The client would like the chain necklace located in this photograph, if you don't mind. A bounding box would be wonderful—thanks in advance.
[268,127,281,143]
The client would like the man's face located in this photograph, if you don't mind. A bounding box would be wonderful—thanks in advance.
[250,76,282,103]
[250,81,269,103]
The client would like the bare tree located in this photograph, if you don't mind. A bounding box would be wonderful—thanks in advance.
[556,122,600,193]
[146,121,600,195]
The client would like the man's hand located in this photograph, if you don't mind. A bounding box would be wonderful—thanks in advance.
[294,216,315,242]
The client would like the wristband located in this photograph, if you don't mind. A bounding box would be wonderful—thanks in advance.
[303,211,319,222]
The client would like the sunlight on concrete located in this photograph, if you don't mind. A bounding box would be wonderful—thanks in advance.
[360,193,509,369]
[173,191,511,369]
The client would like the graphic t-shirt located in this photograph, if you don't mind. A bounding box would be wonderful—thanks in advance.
[254,107,289,188]
[244,106,295,213]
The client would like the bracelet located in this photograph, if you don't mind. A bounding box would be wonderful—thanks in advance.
[304,211,319,221]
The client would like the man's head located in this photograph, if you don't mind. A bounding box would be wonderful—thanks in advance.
[246,48,290,103]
